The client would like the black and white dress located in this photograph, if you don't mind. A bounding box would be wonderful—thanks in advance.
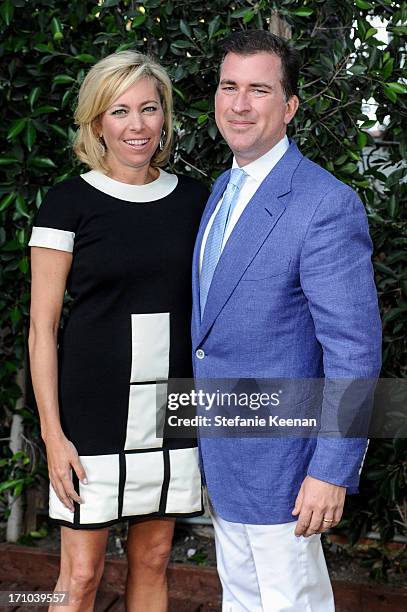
[28,169,208,529]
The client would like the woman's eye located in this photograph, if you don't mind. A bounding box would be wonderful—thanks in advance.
[142,106,157,113]
[111,109,127,115]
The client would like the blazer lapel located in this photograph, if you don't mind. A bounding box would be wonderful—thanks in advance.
[196,141,303,347]
[192,172,230,342]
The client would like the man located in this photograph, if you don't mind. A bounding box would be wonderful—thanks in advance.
[191,31,381,611]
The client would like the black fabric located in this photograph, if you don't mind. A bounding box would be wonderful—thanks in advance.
[33,174,208,455]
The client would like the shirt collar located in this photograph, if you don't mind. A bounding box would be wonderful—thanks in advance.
[232,135,290,183]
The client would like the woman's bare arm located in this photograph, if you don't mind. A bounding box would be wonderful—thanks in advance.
[29,247,86,512]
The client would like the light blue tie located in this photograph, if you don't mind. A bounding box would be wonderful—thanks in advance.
[200,168,247,318]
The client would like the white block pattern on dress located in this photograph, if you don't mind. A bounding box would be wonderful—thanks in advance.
[78,454,120,524]
[122,452,164,516]
[129,312,170,383]
[124,384,165,450]
[166,448,202,513]
[49,480,74,523]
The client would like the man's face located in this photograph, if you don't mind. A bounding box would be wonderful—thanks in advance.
[215,52,299,165]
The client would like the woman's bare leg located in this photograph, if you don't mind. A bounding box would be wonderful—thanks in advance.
[50,526,109,612]
[126,519,175,612]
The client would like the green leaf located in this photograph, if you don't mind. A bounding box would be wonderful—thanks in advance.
[15,195,29,219]
[383,86,397,103]
[102,0,120,7]
[24,122,36,151]
[171,40,195,49]
[385,82,407,95]
[355,0,373,8]
[360,119,376,129]
[348,64,366,75]
[374,262,398,278]
[180,19,192,38]
[132,14,146,27]
[28,87,41,110]
[30,157,56,169]
[292,8,314,16]
[0,157,19,165]
[19,257,29,274]
[51,17,63,40]
[49,124,68,139]
[0,193,15,213]
[208,121,218,140]
[173,86,186,101]
[197,114,208,125]
[365,27,378,41]
[243,10,255,24]
[0,479,24,494]
[7,118,27,140]
[34,43,54,54]
[0,0,14,26]
[339,162,357,174]
[231,7,253,18]
[381,58,394,80]
[73,54,97,63]
[53,75,75,84]
[208,16,221,39]
[387,195,397,219]
[32,106,59,117]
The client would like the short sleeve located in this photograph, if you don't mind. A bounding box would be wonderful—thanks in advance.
[28,182,78,253]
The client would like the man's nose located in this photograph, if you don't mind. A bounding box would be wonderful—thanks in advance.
[231,91,251,113]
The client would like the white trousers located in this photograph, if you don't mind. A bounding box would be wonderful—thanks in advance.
[211,510,335,612]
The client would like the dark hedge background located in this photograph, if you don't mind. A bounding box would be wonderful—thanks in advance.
[0,0,406,569]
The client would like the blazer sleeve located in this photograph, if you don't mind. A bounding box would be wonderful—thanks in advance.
[299,184,382,490]
[28,182,79,253]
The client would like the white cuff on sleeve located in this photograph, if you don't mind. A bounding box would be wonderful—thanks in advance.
[28,226,75,252]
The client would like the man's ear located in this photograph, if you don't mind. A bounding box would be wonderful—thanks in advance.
[285,95,299,125]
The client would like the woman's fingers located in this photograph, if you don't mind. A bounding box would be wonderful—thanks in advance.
[71,454,88,486]
[62,472,83,505]
[51,475,75,513]
[48,438,86,510]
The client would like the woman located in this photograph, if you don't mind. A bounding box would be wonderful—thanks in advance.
[28,51,208,611]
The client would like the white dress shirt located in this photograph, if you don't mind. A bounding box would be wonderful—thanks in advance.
[199,135,290,272]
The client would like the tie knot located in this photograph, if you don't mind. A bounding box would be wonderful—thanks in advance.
[228,168,247,190]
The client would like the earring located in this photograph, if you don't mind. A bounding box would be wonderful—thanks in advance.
[159,130,166,150]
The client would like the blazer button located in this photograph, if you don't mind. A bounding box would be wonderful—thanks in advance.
[196,349,205,359]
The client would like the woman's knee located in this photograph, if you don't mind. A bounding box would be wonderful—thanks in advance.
[65,559,105,596]
[131,539,172,574]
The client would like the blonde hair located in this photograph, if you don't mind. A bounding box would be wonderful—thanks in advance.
[73,50,173,173]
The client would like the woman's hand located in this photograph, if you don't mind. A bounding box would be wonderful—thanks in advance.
[45,433,88,513]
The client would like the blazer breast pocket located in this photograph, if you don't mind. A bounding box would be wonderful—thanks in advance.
[241,257,291,281]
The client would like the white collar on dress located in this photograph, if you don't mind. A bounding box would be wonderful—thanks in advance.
[232,135,290,183]
[80,169,178,202]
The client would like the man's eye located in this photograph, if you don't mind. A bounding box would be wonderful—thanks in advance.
[252,89,267,95]
[222,87,236,92]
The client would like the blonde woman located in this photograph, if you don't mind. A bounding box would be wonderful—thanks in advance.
[28,51,207,611]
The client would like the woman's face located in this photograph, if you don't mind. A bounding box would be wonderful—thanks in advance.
[99,77,164,176]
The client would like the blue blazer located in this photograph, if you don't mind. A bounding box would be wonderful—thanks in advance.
[191,141,382,524]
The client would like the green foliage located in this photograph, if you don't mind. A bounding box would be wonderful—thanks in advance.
[0,0,406,552]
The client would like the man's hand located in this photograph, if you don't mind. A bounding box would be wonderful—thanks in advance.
[292,475,345,537]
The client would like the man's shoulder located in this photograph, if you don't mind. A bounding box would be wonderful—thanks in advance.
[294,151,357,202]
